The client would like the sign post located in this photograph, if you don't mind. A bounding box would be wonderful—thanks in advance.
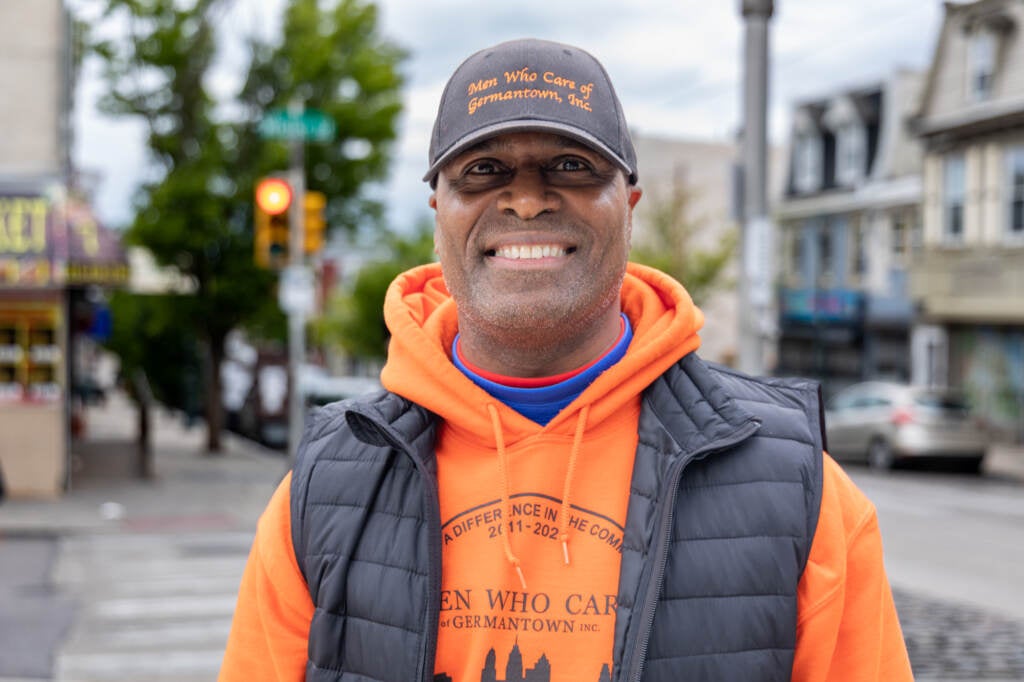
[258,102,336,461]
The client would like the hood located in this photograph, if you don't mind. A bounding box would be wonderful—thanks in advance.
[381,262,704,441]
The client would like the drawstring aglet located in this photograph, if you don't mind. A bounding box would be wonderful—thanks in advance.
[560,534,571,565]
[514,563,527,590]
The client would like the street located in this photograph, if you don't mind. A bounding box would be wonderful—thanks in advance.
[849,464,1024,680]
[50,530,254,681]
[850,465,1024,622]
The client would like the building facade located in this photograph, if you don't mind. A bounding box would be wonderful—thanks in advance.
[910,0,1024,440]
[774,70,925,400]
[631,134,785,367]
[0,0,129,497]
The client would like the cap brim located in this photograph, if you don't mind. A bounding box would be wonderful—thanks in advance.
[423,120,637,184]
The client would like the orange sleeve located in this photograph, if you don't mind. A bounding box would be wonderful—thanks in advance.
[792,455,914,682]
[219,473,314,682]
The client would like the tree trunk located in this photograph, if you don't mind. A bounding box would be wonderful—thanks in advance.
[132,369,154,479]
[203,335,225,454]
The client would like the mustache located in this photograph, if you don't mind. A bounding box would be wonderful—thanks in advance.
[473,214,585,243]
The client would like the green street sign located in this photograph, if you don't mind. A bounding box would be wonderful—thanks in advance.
[258,108,337,142]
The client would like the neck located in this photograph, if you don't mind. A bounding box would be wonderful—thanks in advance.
[456,307,624,378]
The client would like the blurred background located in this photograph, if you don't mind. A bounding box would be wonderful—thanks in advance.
[0,1,1022,681]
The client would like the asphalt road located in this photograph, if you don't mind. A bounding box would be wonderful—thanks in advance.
[848,464,1024,681]
[848,464,1024,621]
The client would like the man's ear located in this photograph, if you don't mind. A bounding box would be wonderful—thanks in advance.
[628,186,642,209]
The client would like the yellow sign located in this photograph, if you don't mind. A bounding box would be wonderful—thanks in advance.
[0,197,48,255]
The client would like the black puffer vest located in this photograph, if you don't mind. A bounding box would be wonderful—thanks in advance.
[291,354,824,681]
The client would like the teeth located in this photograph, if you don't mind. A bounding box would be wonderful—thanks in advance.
[492,245,567,259]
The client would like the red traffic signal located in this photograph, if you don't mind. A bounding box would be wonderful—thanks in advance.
[255,177,293,216]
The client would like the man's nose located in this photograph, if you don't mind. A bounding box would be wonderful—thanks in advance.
[496,170,559,219]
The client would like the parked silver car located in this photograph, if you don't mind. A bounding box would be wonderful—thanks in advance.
[824,381,989,471]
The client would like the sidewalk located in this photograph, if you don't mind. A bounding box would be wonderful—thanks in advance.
[0,391,288,537]
[0,392,288,682]
[982,441,1024,482]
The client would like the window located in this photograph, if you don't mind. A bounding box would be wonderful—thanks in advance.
[851,219,867,279]
[969,31,996,102]
[789,229,803,284]
[835,123,866,186]
[944,155,966,242]
[794,134,823,194]
[892,216,907,256]
[1006,147,1024,240]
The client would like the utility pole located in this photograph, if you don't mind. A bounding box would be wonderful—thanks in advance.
[738,0,775,375]
[257,98,335,463]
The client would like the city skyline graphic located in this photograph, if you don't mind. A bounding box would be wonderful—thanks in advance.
[435,642,611,682]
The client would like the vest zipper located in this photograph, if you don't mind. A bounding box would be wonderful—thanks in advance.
[623,420,761,682]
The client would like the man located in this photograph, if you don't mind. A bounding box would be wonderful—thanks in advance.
[220,39,913,682]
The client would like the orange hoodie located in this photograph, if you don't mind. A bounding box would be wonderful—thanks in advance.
[220,263,912,682]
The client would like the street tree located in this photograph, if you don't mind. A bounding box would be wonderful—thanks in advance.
[629,177,737,308]
[315,221,434,362]
[86,0,405,452]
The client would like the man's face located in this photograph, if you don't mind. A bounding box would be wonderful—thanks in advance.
[430,132,642,344]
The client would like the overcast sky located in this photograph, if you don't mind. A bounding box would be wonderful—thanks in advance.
[73,0,945,230]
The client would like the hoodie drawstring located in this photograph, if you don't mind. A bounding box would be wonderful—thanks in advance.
[559,404,589,566]
[488,403,527,590]
[487,403,591,587]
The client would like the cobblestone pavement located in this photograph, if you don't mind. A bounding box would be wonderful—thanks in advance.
[895,588,1024,680]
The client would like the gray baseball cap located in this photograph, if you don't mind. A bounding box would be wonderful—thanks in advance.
[424,39,638,186]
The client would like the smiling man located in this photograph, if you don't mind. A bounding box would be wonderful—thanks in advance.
[220,39,913,682]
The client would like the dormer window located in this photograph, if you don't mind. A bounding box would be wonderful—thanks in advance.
[835,122,866,186]
[794,134,822,194]
[969,30,996,102]
[822,95,866,188]
[791,108,823,195]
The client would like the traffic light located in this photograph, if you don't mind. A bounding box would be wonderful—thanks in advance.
[254,177,293,269]
[304,191,327,254]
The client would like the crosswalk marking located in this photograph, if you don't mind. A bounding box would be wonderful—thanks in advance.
[52,530,254,682]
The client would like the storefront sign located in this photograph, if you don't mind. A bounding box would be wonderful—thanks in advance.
[780,288,865,324]
[0,194,129,288]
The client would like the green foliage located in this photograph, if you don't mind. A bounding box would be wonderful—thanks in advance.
[237,0,406,231]
[315,222,435,360]
[630,178,737,307]
[85,0,406,449]
[103,291,202,417]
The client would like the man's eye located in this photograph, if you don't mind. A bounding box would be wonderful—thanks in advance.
[465,160,503,175]
[550,157,590,173]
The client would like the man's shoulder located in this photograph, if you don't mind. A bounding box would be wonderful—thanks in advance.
[701,358,821,407]
[296,388,435,465]
[657,353,822,417]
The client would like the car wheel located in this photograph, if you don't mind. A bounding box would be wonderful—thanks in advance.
[867,438,895,471]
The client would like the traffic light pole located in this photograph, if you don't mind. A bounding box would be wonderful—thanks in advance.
[287,98,306,463]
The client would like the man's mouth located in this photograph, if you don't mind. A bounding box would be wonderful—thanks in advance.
[485,244,577,259]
